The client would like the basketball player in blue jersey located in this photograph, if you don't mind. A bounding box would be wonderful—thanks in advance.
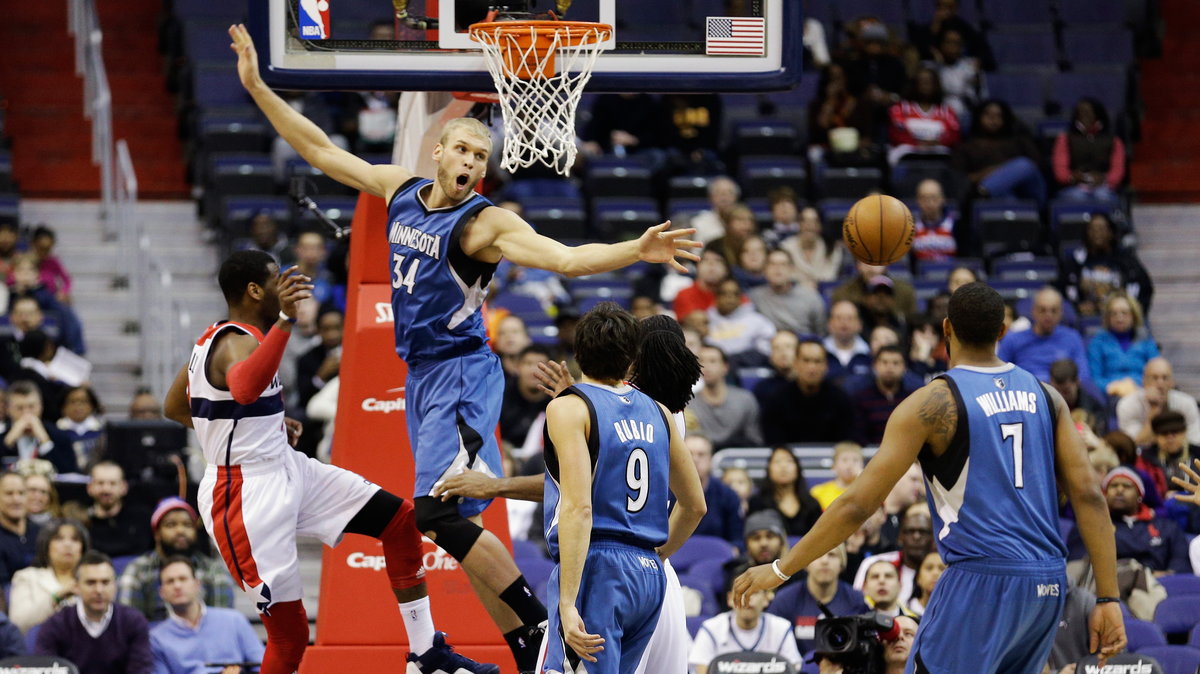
[539,303,706,673]
[229,24,700,672]
[733,283,1127,672]
[436,313,705,674]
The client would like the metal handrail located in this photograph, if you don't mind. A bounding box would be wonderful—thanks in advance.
[70,0,190,399]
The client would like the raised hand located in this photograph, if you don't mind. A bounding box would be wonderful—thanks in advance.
[636,221,702,273]
[277,266,314,320]
[1170,458,1200,505]
[228,24,264,93]
[535,360,574,398]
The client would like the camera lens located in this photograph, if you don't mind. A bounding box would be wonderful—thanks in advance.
[826,624,852,648]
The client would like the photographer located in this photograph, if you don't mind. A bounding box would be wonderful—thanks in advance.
[689,564,802,674]
[815,613,918,674]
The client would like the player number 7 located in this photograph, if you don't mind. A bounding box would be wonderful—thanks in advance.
[1001,422,1024,489]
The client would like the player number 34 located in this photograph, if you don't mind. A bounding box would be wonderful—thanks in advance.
[392,254,420,294]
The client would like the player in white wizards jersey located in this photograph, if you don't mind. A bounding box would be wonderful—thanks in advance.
[164,251,498,674]
[436,314,704,673]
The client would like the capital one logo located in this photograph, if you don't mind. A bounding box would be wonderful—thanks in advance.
[345,539,459,573]
[362,386,405,413]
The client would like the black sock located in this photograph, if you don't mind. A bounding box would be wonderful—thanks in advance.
[499,575,547,626]
[504,625,542,672]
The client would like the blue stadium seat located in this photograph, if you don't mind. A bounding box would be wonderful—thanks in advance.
[734,120,801,157]
[184,21,234,61]
[666,197,711,222]
[992,256,1059,283]
[988,29,1059,67]
[673,535,738,575]
[1159,574,1200,597]
[1050,69,1129,118]
[1133,646,1200,674]
[818,166,883,200]
[986,70,1051,110]
[592,198,661,240]
[1153,596,1200,638]
[1188,622,1200,648]
[974,200,1044,257]
[982,0,1053,27]
[526,205,588,241]
[1064,27,1135,67]
[740,157,808,199]
[916,258,985,281]
[1050,200,1110,248]
[1124,618,1168,651]
[489,293,547,323]
[208,153,275,195]
[505,178,582,202]
[1059,0,1129,25]
[222,196,290,232]
[668,175,714,200]
[191,64,248,108]
[908,0,981,26]
[200,118,271,153]
[686,615,709,639]
[833,0,906,26]
[817,199,856,233]
[585,158,654,198]
[989,279,1044,301]
[678,572,722,617]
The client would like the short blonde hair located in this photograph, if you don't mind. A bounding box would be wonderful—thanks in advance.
[438,117,492,150]
[833,441,864,461]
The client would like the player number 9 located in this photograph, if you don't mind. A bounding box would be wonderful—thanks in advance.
[626,448,649,513]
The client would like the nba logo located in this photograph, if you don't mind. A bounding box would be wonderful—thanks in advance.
[299,0,331,40]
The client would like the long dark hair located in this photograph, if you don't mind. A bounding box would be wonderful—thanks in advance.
[628,314,701,413]
[33,518,90,569]
[970,98,1017,139]
[757,447,823,513]
[1069,97,1111,136]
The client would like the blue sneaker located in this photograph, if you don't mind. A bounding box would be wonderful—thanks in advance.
[405,632,501,674]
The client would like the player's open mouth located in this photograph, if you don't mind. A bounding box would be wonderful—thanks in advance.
[455,173,470,189]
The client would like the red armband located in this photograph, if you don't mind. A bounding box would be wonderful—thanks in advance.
[226,327,291,404]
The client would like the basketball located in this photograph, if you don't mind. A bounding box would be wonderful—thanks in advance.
[842,194,915,266]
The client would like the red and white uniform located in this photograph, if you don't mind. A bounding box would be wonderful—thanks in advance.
[188,321,378,612]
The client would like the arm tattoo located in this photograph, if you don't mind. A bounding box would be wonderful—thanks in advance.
[917,383,957,443]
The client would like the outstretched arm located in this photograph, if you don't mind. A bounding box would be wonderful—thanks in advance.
[658,401,706,560]
[462,207,701,277]
[732,381,943,607]
[229,24,412,199]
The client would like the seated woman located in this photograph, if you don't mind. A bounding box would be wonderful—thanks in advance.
[1060,212,1154,317]
[10,518,89,633]
[887,66,961,166]
[1087,292,1158,398]
[56,385,105,470]
[952,99,1045,206]
[22,471,62,527]
[780,206,843,287]
[746,447,823,537]
[732,234,768,289]
[1053,97,1125,203]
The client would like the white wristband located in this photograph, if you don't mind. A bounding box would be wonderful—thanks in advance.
[771,559,791,582]
[279,310,297,324]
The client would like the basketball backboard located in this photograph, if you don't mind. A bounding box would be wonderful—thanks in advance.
[251,0,801,92]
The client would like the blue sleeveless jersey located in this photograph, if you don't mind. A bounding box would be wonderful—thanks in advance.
[544,383,673,560]
[919,363,1067,563]
[386,178,496,364]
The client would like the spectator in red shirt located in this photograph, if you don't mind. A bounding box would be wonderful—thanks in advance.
[1053,98,1125,204]
[673,248,730,319]
[887,66,960,166]
[911,179,975,260]
[30,227,71,305]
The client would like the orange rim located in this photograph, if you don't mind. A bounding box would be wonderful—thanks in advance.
[469,20,612,79]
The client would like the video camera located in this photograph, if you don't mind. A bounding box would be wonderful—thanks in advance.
[812,608,900,674]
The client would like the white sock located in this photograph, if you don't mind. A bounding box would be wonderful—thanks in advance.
[398,596,435,655]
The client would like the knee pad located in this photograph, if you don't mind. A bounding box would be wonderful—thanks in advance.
[380,497,425,590]
[260,600,308,674]
[413,496,483,562]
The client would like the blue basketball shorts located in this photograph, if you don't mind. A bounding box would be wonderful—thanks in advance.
[906,557,1067,674]
[405,348,504,518]
[542,541,666,674]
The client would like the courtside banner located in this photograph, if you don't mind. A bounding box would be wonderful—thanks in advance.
[301,193,515,672]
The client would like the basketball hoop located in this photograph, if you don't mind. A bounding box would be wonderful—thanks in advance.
[469,20,612,176]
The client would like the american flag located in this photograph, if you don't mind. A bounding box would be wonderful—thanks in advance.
[705,16,766,56]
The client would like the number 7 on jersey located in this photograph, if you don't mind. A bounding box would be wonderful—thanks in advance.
[1001,422,1024,489]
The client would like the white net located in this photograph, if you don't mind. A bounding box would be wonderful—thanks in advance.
[470,22,611,176]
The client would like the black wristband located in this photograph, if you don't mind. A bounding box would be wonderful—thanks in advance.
[1095,597,1121,604]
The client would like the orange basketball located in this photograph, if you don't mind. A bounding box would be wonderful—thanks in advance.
[842,194,915,266]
